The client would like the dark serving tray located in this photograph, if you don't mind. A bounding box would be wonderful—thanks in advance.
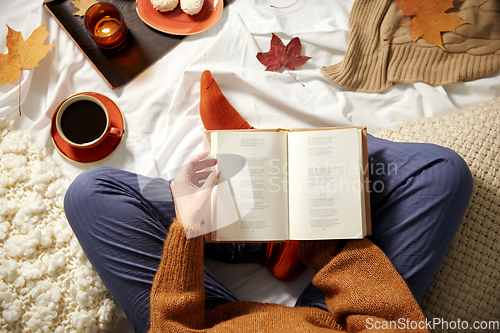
[44,0,232,89]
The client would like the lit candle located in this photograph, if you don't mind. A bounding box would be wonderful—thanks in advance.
[93,16,121,38]
[85,3,128,51]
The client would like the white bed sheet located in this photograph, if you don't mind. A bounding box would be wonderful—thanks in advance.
[1,0,500,326]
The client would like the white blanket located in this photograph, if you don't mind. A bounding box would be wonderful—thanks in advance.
[1,0,500,329]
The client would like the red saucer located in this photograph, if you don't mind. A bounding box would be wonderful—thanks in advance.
[51,92,125,163]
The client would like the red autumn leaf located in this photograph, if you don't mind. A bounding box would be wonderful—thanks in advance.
[257,33,311,71]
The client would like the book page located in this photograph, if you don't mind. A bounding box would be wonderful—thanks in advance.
[287,128,365,240]
[211,131,289,241]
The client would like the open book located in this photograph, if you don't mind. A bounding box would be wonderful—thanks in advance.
[203,127,371,242]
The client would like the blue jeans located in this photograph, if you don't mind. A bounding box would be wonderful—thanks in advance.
[64,135,473,333]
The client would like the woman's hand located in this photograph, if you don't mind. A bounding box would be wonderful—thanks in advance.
[170,150,220,234]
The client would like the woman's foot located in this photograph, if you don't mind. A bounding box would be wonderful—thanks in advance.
[199,70,254,130]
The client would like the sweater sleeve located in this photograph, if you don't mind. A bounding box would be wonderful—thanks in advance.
[149,219,206,333]
[314,238,428,333]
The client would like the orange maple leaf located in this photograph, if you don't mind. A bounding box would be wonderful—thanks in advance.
[71,0,98,17]
[396,0,468,50]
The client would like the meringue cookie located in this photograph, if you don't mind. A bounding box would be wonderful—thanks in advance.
[150,0,178,12]
[180,0,204,15]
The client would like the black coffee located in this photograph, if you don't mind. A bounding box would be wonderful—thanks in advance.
[60,100,107,144]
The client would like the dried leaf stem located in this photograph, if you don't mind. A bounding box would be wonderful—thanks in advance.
[271,0,299,9]
[18,71,22,116]
[286,70,305,87]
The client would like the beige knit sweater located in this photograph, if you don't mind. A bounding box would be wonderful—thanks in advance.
[148,219,428,332]
[321,0,500,93]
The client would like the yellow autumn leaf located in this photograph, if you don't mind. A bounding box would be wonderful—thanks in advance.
[71,0,98,17]
[0,22,55,85]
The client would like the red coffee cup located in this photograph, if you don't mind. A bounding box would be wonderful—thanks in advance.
[55,94,122,149]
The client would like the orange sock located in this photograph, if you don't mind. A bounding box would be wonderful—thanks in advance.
[263,241,306,282]
[199,70,305,282]
[200,70,254,130]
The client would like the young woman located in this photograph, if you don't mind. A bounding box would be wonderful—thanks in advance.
[64,71,473,333]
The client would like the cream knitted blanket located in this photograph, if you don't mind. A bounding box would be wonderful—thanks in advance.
[0,119,123,333]
[376,98,500,332]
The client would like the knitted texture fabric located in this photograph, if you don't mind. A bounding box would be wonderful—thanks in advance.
[149,219,428,333]
[263,240,307,282]
[375,98,500,332]
[321,0,500,93]
[199,70,254,131]
[0,119,123,333]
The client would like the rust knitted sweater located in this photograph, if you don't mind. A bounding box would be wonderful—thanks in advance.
[149,220,429,332]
